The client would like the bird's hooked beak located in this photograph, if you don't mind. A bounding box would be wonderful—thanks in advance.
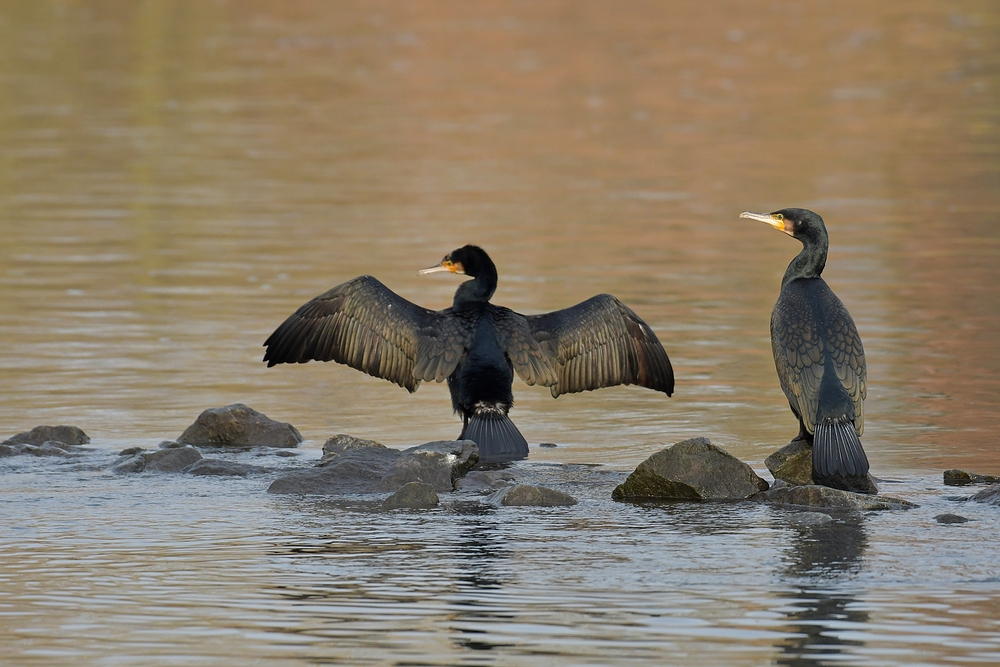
[418,259,465,276]
[740,210,791,236]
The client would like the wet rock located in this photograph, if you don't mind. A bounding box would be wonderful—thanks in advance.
[756,484,916,511]
[110,446,203,474]
[268,447,402,494]
[158,440,185,449]
[786,511,834,526]
[274,450,299,457]
[185,459,263,477]
[455,469,516,493]
[934,513,971,524]
[943,469,1000,486]
[0,444,17,458]
[382,482,439,509]
[318,434,386,466]
[119,446,143,456]
[612,437,769,501]
[539,443,557,448]
[970,484,1000,506]
[376,440,479,493]
[488,484,577,507]
[177,404,302,448]
[2,425,89,447]
[766,439,879,494]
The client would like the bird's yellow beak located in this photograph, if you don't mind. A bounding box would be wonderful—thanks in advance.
[418,259,464,275]
[740,210,789,234]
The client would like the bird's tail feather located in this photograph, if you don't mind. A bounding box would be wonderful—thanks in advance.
[813,419,869,478]
[462,409,528,464]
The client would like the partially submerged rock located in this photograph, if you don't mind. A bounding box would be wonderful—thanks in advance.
[110,446,203,474]
[612,437,769,501]
[383,482,439,509]
[766,439,878,495]
[455,469,516,493]
[185,459,264,477]
[488,484,577,507]
[177,404,302,448]
[934,513,971,524]
[970,485,1000,506]
[2,425,90,447]
[376,440,478,493]
[318,434,386,467]
[944,470,1000,486]
[756,484,916,511]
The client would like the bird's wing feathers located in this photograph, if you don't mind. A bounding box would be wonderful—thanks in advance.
[491,308,559,387]
[263,275,468,391]
[525,294,674,398]
[413,310,477,383]
[771,280,866,435]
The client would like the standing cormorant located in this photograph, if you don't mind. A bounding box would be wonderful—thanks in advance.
[263,245,673,463]
[741,209,872,491]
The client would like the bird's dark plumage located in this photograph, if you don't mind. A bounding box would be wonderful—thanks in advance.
[263,245,673,463]
[743,208,871,489]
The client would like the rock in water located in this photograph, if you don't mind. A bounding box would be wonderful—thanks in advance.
[934,513,971,524]
[382,482,439,509]
[944,470,1000,486]
[487,484,577,507]
[766,439,879,494]
[612,437,769,501]
[970,485,1000,506]
[758,484,916,511]
[376,440,479,493]
[110,446,203,474]
[2,425,90,447]
[177,404,302,448]
[185,459,264,477]
[318,434,386,467]
[268,447,402,495]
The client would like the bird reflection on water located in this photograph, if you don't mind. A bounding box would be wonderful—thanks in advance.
[776,517,869,667]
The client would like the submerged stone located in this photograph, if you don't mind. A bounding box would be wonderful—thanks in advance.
[970,484,1000,506]
[318,434,386,467]
[110,446,203,474]
[488,484,577,507]
[185,459,263,477]
[376,440,479,493]
[177,404,302,448]
[613,437,769,501]
[382,482,439,509]
[934,513,971,524]
[455,469,516,493]
[943,470,1000,486]
[268,446,402,495]
[766,439,879,495]
[756,484,916,511]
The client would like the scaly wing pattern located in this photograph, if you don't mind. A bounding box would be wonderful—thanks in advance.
[525,294,674,398]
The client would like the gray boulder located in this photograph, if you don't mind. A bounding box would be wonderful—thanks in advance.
[110,446,203,474]
[612,437,769,501]
[185,459,263,477]
[318,434,386,466]
[934,513,971,524]
[376,440,478,493]
[382,482,439,509]
[757,484,916,511]
[268,446,402,494]
[970,485,1000,506]
[456,469,516,493]
[944,470,1000,486]
[177,404,302,448]
[766,439,878,494]
[2,425,89,447]
[786,511,834,526]
[488,484,577,507]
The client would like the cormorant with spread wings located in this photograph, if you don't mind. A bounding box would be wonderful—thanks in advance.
[263,245,673,463]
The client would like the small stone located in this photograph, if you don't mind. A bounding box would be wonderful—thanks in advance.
[158,440,185,449]
[111,446,203,474]
[119,446,143,456]
[455,469,516,493]
[613,437,769,501]
[934,513,971,524]
[268,447,403,495]
[2,425,89,447]
[376,440,479,492]
[757,484,916,511]
[0,444,18,457]
[177,404,302,448]
[185,459,261,477]
[319,434,386,466]
[970,484,1000,506]
[944,469,1000,486]
[787,511,834,526]
[274,450,299,457]
[488,484,577,507]
[538,443,557,448]
[382,482,439,509]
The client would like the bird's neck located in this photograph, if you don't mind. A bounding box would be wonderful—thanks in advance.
[782,235,828,288]
[453,271,497,306]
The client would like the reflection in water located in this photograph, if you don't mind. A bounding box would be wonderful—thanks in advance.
[777,517,869,667]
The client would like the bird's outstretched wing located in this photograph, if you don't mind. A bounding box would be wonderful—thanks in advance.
[491,308,559,388]
[771,278,866,434]
[525,294,674,398]
[263,275,473,391]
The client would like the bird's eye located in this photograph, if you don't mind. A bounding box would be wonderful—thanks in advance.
[774,213,784,221]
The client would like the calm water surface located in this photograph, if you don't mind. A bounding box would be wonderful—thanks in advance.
[1,1,999,665]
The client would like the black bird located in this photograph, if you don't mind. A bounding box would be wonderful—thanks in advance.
[741,209,871,489]
[263,245,674,463]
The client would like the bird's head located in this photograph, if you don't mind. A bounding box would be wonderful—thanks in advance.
[740,208,827,244]
[418,245,494,279]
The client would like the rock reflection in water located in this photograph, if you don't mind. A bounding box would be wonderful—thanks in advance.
[777,517,869,666]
